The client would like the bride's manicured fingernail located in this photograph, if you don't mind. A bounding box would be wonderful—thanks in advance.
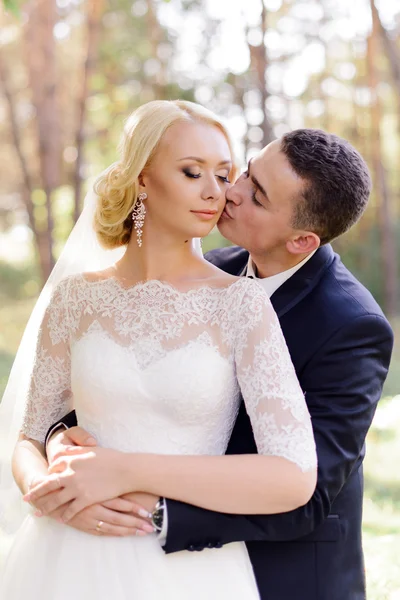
[138,509,152,519]
[34,510,42,517]
[23,494,31,502]
[142,523,156,533]
[135,530,148,537]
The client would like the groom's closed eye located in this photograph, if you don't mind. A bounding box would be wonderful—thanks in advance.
[247,159,269,200]
[251,192,263,207]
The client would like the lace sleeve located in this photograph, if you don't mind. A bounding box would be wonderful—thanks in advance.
[234,280,317,472]
[21,277,74,444]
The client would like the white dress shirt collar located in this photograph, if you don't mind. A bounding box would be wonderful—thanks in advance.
[245,250,317,298]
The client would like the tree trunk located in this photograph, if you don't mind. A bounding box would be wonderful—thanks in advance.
[316,0,331,132]
[371,0,400,97]
[248,5,275,146]
[367,0,398,317]
[73,0,104,223]
[146,0,168,100]
[24,0,61,277]
[0,47,50,283]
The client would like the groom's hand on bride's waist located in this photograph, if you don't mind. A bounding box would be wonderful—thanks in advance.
[46,426,97,465]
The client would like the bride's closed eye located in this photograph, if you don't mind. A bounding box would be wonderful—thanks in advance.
[182,169,230,184]
[218,175,231,184]
[183,169,201,179]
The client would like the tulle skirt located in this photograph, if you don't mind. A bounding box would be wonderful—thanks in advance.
[0,514,260,599]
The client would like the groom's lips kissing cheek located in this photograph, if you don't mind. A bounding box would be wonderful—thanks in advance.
[220,202,234,220]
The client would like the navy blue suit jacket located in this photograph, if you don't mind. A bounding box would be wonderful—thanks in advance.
[163,245,393,600]
[49,244,393,600]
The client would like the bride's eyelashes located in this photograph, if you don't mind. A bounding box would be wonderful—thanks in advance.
[183,169,201,179]
[182,169,230,184]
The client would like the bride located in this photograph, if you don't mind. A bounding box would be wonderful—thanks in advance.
[0,100,317,599]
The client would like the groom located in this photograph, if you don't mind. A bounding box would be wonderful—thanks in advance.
[46,129,393,600]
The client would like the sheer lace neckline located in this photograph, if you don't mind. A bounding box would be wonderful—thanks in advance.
[76,272,245,296]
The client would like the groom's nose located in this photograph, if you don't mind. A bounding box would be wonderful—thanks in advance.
[225,178,244,206]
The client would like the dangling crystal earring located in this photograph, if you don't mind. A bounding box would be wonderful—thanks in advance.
[132,192,147,247]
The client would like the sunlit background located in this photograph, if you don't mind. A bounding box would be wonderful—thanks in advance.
[0,0,399,597]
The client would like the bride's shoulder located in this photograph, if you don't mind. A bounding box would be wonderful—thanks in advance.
[203,269,265,300]
[56,269,112,289]
[217,274,265,297]
[227,277,272,314]
[204,265,241,290]
[79,269,115,283]
[49,271,107,303]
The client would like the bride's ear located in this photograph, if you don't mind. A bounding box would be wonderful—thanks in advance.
[138,171,146,189]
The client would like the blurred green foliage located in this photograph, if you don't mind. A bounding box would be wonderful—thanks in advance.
[0,260,40,302]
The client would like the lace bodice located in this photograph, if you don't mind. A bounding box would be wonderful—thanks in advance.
[21,274,317,472]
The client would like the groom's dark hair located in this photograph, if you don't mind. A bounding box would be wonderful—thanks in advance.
[281,129,371,245]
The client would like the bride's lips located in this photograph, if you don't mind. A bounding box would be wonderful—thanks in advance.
[191,209,219,221]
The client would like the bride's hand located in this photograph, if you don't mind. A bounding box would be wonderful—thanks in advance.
[48,497,156,537]
[23,447,135,522]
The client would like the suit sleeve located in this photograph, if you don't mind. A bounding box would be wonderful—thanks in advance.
[44,410,78,447]
[162,313,393,553]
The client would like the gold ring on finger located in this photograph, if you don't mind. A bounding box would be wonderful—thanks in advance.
[96,520,104,533]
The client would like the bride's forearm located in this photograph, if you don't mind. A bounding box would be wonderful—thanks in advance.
[122,454,317,514]
[12,435,49,495]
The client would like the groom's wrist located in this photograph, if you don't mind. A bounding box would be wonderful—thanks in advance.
[45,423,67,453]
[157,499,169,546]
[151,497,165,532]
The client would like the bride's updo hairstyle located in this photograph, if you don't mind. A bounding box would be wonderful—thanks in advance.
[93,100,237,249]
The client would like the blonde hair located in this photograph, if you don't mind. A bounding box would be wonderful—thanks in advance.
[93,100,238,249]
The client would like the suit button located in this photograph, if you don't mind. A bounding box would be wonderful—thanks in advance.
[215,541,223,548]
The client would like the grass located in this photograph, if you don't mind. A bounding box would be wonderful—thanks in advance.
[363,395,400,599]
[0,300,399,597]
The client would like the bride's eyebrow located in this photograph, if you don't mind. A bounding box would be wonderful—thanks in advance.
[177,156,232,166]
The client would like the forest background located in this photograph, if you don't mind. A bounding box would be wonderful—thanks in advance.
[0,0,399,597]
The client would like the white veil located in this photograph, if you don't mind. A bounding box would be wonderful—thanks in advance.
[0,187,202,544]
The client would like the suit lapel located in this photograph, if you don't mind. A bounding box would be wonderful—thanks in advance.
[232,245,335,318]
[269,245,335,317]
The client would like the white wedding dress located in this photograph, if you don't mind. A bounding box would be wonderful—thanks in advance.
[0,274,316,600]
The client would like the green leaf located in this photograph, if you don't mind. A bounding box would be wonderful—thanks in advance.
[3,0,21,17]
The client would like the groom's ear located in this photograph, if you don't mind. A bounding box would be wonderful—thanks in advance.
[286,231,320,255]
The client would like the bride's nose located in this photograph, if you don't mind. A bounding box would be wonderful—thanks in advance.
[201,176,221,202]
